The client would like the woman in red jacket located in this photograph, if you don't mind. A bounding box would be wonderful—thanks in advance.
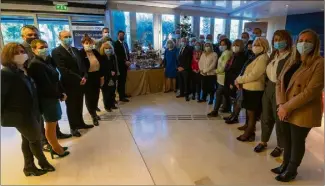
[191,41,203,100]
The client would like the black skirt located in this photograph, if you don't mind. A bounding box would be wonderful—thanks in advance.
[242,89,264,111]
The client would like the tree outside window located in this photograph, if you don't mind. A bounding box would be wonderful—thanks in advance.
[136,13,154,50]
[112,11,131,49]
[230,19,240,41]
[162,14,175,48]
[1,16,34,44]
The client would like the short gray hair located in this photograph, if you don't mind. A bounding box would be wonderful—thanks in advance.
[21,25,39,36]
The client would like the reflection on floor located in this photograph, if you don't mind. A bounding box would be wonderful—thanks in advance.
[1,93,324,185]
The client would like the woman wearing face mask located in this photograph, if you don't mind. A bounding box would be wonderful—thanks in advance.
[190,41,203,100]
[235,37,269,141]
[99,41,119,112]
[28,39,70,160]
[208,38,233,117]
[223,39,248,123]
[198,42,218,104]
[1,43,54,176]
[80,34,105,126]
[273,29,324,182]
[254,30,292,157]
[163,39,178,93]
[245,40,254,59]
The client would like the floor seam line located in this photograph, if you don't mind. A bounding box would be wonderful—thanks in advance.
[118,108,157,185]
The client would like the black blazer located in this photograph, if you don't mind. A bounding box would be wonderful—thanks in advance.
[113,40,130,74]
[224,51,248,98]
[100,54,118,80]
[79,49,105,77]
[27,55,65,100]
[1,66,41,128]
[52,45,87,88]
[177,45,193,71]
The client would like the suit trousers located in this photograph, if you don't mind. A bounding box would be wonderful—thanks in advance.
[15,124,48,169]
[213,83,231,112]
[101,76,117,109]
[177,70,190,96]
[85,71,101,117]
[282,122,311,172]
[65,84,85,130]
[201,75,216,101]
[191,71,201,98]
[261,81,283,147]
[117,72,127,100]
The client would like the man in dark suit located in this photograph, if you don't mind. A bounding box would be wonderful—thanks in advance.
[52,30,94,137]
[177,37,193,101]
[113,30,130,102]
[95,27,111,52]
[21,25,71,149]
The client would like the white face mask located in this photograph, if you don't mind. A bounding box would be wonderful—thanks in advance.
[13,54,29,65]
[252,46,263,55]
[84,44,92,51]
[232,46,240,53]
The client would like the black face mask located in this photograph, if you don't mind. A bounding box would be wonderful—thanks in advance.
[26,37,37,44]
[119,37,125,41]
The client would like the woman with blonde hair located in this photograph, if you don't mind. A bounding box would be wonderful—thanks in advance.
[273,29,324,182]
[99,41,119,112]
[199,42,218,104]
[163,39,178,92]
[235,37,269,141]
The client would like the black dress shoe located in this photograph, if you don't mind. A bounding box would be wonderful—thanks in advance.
[120,98,130,102]
[225,117,239,124]
[95,115,101,120]
[112,106,118,109]
[39,162,55,172]
[270,147,283,157]
[271,164,288,174]
[105,108,112,112]
[79,124,94,129]
[176,94,185,98]
[254,143,267,153]
[275,171,297,182]
[185,97,190,101]
[207,110,218,117]
[96,107,101,112]
[23,167,47,177]
[42,144,51,152]
[50,148,70,159]
[71,129,81,137]
[192,95,196,100]
[93,119,99,126]
[57,132,72,139]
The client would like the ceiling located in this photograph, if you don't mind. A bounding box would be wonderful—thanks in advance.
[55,0,324,18]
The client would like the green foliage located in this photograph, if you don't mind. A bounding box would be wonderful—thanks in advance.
[177,15,194,38]
[1,23,23,44]
[112,11,127,40]
[201,17,211,36]
[136,13,153,47]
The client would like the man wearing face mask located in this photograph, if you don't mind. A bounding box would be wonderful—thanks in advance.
[52,31,93,137]
[251,28,262,41]
[95,27,111,52]
[189,37,197,48]
[114,30,131,102]
[176,37,193,101]
[241,32,250,47]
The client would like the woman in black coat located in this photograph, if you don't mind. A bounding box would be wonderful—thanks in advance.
[224,39,248,124]
[99,41,119,112]
[1,42,54,176]
[28,39,70,159]
[79,34,105,126]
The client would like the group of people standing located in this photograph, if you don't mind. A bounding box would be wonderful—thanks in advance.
[163,27,324,182]
[1,25,131,176]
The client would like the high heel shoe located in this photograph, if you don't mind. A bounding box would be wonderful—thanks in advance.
[271,164,288,174]
[63,147,68,151]
[23,167,47,177]
[50,148,70,159]
[236,133,255,142]
[275,171,298,182]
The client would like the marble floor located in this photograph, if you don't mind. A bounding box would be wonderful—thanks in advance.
[1,93,324,185]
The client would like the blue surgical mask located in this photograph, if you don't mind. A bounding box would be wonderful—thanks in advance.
[62,38,72,46]
[194,45,201,51]
[205,39,212,44]
[297,42,314,56]
[251,34,256,41]
[219,45,227,52]
[274,41,287,50]
[37,48,49,59]
[105,48,113,55]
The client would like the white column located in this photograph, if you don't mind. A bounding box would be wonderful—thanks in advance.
[193,16,200,37]
[153,13,161,50]
[129,12,137,49]
[210,17,215,42]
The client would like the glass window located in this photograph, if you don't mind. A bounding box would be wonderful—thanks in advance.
[200,17,211,37]
[136,13,154,50]
[161,14,175,48]
[112,11,131,49]
[38,17,69,51]
[230,19,240,41]
[232,1,241,9]
[242,20,251,32]
[214,18,225,43]
[1,15,34,44]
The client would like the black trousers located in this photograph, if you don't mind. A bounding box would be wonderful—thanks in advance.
[201,75,216,101]
[16,124,48,169]
[282,122,311,172]
[191,71,201,98]
[177,70,190,96]
[65,84,85,130]
[102,76,117,109]
[117,72,127,100]
[213,83,231,111]
[85,71,101,117]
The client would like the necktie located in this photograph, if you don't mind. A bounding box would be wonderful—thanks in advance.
[122,42,129,61]
[180,47,184,55]
[67,47,75,57]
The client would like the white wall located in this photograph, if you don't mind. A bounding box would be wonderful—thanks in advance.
[258,16,287,43]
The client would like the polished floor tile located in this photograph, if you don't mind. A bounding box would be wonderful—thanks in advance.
[1,92,324,185]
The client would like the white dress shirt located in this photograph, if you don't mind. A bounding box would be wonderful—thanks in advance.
[266,51,289,83]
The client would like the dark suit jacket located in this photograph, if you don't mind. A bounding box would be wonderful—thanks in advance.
[177,45,193,71]
[224,51,247,98]
[51,45,87,89]
[100,54,118,80]
[27,55,65,100]
[1,66,41,128]
[113,40,130,74]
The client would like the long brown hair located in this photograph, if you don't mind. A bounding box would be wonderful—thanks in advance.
[81,34,94,44]
[1,42,26,68]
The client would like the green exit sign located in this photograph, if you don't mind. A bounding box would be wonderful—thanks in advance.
[55,4,68,11]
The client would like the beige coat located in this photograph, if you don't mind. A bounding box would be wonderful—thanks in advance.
[276,56,324,128]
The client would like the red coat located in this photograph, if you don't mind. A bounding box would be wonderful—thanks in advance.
[191,51,202,71]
